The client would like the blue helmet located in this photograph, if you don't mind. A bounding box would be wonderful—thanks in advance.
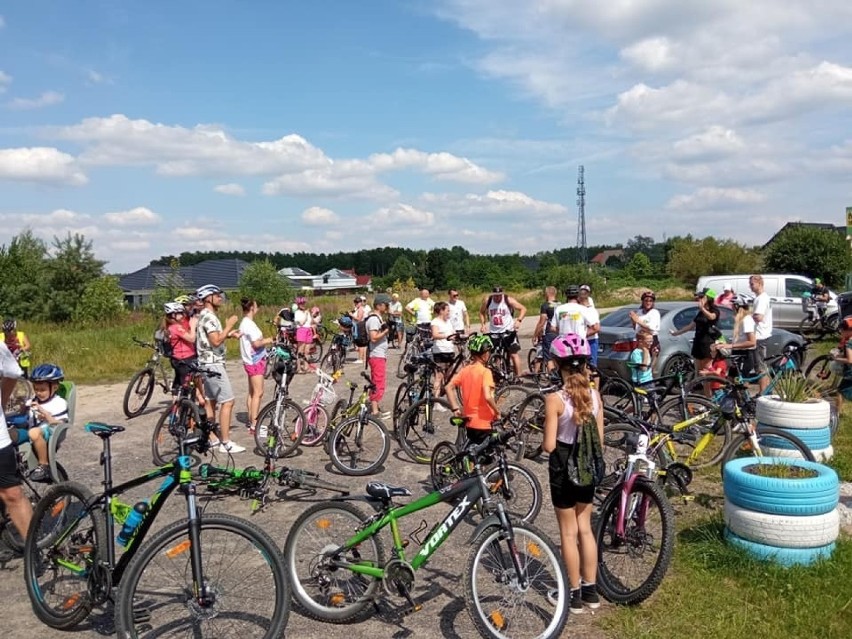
[31,363,64,382]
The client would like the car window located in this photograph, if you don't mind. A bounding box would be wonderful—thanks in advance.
[716,307,735,330]
[785,278,810,298]
[600,308,633,328]
[671,308,696,330]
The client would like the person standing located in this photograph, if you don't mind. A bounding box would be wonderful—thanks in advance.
[551,285,598,341]
[195,284,244,454]
[389,293,404,347]
[366,294,391,418]
[715,283,735,309]
[479,286,527,379]
[406,288,435,339]
[629,291,661,360]
[239,297,273,434]
[430,301,456,400]
[578,285,601,366]
[534,286,560,370]
[3,319,31,378]
[164,302,197,393]
[350,296,370,364]
[447,289,470,336]
[445,335,500,445]
[293,296,314,374]
[749,274,773,392]
[670,287,719,373]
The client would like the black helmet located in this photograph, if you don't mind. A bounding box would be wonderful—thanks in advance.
[564,285,580,299]
[2,318,16,332]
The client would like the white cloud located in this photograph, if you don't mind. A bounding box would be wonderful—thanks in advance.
[301,206,340,226]
[213,183,245,196]
[666,187,767,211]
[103,207,161,226]
[671,126,745,161]
[85,69,111,85]
[420,189,567,217]
[262,168,399,200]
[0,147,88,186]
[620,37,676,73]
[368,148,504,184]
[7,91,65,111]
[365,203,435,228]
[0,71,11,93]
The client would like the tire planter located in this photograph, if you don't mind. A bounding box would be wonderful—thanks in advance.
[755,395,833,460]
[722,457,840,566]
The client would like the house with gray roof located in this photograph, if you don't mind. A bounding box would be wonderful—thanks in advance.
[120,259,251,308]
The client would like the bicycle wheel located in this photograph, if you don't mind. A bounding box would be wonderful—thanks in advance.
[805,353,842,390]
[316,324,329,344]
[123,368,155,418]
[307,340,324,364]
[392,381,415,432]
[4,376,33,412]
[297,404,330,447]
[465,521,569,639]
[397,344,417,379]
[114,514,290,639]
[254,398,306,457]
[526,347,539,373]
[430,441,462,490]
[683,375,733,400]
[595,478,675,605]
[719,425,816,471]
[599,376,639,414]
[329,398,348,425]
[151,406,179,466]
[284,501,385,622]
[24,482,106,630]
[514,392,545,459]
[483,462,542,524]
[494,384,530,416]
[320,349,343,375]
[798,316,821,341]
[2,462,70,553]
[655,395,729,468]
[328,416,390,476]
[397,397,453,463]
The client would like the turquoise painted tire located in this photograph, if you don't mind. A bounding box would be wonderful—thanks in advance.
[724,528,836,567]
[723,457,839,517]
[759,425,831,450]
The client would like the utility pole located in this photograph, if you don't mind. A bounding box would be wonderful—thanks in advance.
[576,165,587,264]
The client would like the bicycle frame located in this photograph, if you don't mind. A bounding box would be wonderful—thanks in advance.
[612,435,657,538]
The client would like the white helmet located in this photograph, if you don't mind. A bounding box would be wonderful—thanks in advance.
[163,302,184,315]
[195,284,223,300]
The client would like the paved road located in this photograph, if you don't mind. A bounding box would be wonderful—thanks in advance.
[1,328,617,639]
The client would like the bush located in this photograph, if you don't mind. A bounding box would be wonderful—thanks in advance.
[73,276,128,324]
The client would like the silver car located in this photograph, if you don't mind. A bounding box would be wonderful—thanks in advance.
[596,301,806,382]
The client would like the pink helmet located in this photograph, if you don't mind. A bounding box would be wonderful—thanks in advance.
[295,296,307,305]
[310,306,320,315]
[550,333,590,360]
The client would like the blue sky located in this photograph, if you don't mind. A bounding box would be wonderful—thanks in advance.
[1,1,851,273]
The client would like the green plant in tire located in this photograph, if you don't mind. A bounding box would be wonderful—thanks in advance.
[771,371,831,403]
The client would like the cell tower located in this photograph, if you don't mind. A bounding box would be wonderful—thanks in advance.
[576,165,587,264]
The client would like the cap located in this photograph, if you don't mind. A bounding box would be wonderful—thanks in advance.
[374,293,392,306]
[695,287,716,299]
[723,282,732,291]
[579,284,591,292]
[492,286,503,293]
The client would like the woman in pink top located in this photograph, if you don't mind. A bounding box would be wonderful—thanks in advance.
[543,333,604,614]
[164,301,197,392]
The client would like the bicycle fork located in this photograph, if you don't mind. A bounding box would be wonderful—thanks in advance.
[183,483,214,607]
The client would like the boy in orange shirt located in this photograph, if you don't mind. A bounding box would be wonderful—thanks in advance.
[446,334,501,445]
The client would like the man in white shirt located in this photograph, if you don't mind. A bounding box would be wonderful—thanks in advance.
[551,285,598,340]
[750,274,774,392]
[0,342,31,554]
[447,289,470,336]
[406,289,435,340]
[479,286,527,379]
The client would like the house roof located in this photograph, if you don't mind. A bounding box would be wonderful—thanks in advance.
[320,268,356,280]
[278,266,312,278]
[590,249,624,265]
[341,268,372,286]
[120,259,250,292]
[762,222,846,249]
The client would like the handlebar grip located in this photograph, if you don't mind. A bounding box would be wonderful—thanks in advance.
[360,371,372,383]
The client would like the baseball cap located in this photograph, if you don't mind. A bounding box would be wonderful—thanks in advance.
[695,287,716,299]
[373,293,391,306]
[579,284,591,292]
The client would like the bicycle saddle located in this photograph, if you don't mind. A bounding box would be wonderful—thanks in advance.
[85,422,126,437]
[366,481,411,501]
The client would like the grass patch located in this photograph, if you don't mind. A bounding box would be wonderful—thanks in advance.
[601,517,852,639]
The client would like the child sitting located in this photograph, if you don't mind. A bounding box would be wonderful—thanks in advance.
[699,338,729,396]
[629,331,654,387]
[11,363,68,482]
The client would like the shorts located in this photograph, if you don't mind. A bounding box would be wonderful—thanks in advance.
[0,445,21,488]
[11,424,53,445]
[491,331,521,355]
[296,327,314,344]
[201,363,235,404]
[433,352,455,365]
[244,360,266,377]
[465,427,493,446]
[548,442,595,509]
[691,336,714,360]
[541,332,558,362]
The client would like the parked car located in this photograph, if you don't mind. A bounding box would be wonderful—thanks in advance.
[596,301,807,382]
[695,273,839,331]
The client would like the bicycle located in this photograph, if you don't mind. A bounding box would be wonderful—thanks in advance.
[429,417,542,524]
[122,337,172,419]
[798,297,838,341]
[24,422,290,636]
[283,427,569,638]
[396,357,454,464]
[292,367,338,447]
[396,324,432,379]
[595,431,676,605]
[253,343,307,457]
[320,326,351,375]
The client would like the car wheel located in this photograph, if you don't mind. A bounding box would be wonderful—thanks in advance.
[662,353,695,381]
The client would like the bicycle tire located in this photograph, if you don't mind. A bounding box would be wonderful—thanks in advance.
[602,423,667,488]
[514,392,546,459]
[465,521,569,639]
[306,340,324,364]
[316,324,329,344]
[2,462,70,553]
[595,478,675,605]
[719,425,816,472]
[683,374,734,399]
[254,398,307,458]
[320,349,342,375]
[397,397,453,463]
[430,440,462,490]
[797,316,821,341]
[150,406,178,466]
[494,384,530,416]
[655,395,729,468]
[392,381,415,432]
[284,501,385,622]
[328,416,390,476]
[599,376,639,414]
[329,398,349,425]
[24,481,107,630]
[123,367,155,418]
[397,343,417,379]
[805,353,841,390]
[526,347,539,374]
[114,514,290,638]
[484,462,542,524]
[297,404,330,447]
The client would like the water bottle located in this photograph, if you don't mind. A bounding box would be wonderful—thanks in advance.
[116,501,148,546]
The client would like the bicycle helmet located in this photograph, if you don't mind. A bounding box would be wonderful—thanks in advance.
[468,334,494,354]
[295,296,307,305]
[174,294,191,304]
[641,290,656,301]
[550,333,590,360]
[732,293,754,309]
[338,315,354,328]
[564,285,580,299]
[2,318,16,332]
[163,302,184,315]
[195,284,223,300]
[31,363,64,383]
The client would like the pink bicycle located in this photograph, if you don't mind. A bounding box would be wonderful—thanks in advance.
[294,368,338,447]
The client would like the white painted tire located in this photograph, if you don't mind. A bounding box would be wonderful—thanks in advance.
[724,500,839,548]
[755,396,831,429]
[762,445,833,462]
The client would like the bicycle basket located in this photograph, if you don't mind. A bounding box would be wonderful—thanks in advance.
[272,358,297,386]
[311,381,337,407]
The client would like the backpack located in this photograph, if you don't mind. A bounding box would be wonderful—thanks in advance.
[353,317,370,348]
[154,328,174,358]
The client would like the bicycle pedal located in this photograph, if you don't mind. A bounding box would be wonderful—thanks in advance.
[399,602,423,617]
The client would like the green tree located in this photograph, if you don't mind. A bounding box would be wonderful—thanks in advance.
[238,260,292,306]
[0,230,50,320]
[763,226,852,289]
[624,252,653,279]
[74,276,127,324]
[149,259,189,316]
[47,233,106,322]
[666,235,762,284]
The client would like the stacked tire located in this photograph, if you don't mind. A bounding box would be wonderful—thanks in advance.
[755,396,833,461]
[723,457,840,566]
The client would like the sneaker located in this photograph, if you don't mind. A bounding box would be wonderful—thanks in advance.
[29,464,51,483]
[352,359,363,364]
[580,583,601,609]
[218,441,246,454]
[569,589,584,614]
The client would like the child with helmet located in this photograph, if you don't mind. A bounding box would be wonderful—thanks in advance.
[164,301,197,392]
[3,318,32,378]
[11,363,68,482]
[542,333,603,614]
[445,334,501,445]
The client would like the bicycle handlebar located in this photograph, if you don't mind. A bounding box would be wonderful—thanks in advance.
[133,337,155,349]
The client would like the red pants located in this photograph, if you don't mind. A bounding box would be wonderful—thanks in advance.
[368,357,386,404]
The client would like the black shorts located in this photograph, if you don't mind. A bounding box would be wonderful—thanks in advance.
[691,336,714,360]
[548,442,595,509]
[433,352,455,365]
[0,445,21,488]
[491,331,521,355]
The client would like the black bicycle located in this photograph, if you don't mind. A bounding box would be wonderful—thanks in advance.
[24,422,290,637]
[122,337,172,419]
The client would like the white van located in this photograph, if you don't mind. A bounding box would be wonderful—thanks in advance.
[694,274,839,331]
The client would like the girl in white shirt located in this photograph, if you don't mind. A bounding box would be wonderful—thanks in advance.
[431,302,456,398]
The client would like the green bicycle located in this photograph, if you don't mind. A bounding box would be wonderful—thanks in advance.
[284,428,569,639]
